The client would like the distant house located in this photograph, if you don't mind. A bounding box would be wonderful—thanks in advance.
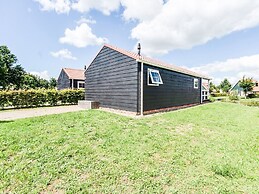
[85,44,210,115]
[202,81,210,101]
[230,80,259,96]
[57,68,85,90]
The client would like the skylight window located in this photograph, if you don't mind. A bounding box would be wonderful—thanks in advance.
[148,69,163,86]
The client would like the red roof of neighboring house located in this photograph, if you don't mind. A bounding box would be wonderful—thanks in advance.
[63,68,85,80]
[202,83,209,91]
[100,44,210,79]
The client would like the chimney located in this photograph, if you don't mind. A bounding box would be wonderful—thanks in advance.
[137,43,141,56]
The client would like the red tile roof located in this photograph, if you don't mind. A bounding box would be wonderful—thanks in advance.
[202,83,209,91]
[103,44,210,79]
[63,68,85,80]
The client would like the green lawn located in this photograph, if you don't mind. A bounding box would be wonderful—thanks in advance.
[240,98,259,102]
[0,102,258,193]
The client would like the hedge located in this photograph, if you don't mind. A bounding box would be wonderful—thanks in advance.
[240,100,259,107]
[0,89,84,108]
[210,92,228,97]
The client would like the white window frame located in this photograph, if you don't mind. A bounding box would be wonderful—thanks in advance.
[147,68,163,86]
[194,78,199,89]
[77,81,85,89]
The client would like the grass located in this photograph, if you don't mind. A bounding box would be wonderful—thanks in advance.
[0,102,259,193]
[240,98,259,102]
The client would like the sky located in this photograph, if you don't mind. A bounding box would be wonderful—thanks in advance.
[1,0,259,85]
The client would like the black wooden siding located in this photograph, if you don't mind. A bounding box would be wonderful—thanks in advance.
[71,79,85,89]
[85,46,139,112]
[143,64,201,111]
[58,69,84,90]
[57,69,70,90]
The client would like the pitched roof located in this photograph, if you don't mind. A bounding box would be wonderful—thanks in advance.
[202,83,209,91]
[62,68,85,80]
[103,44,210,79]
[230,79,259,92]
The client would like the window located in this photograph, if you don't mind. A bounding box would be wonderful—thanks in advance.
[148,68,163,86]
[202,91,208,100]
[77,81,85,89]
[256,82,258,87]
[194,78,199,89]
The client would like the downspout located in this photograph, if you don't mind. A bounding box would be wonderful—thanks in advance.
[71,79,74,89]
[141,62,144,115]
[200,78,203,104]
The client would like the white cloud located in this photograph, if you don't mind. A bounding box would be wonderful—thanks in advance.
[35,0,71,14]
[59,23,108,47]
[72,0,120,15]
[190,55,259,85]
[76,17,96,25]
[121,0,164,21]
[30,70,50,80]
[50,49,77,60]
[131,0,259,55]
[34,0,259,56]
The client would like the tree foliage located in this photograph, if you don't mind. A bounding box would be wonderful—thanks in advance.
[0,45,57,90]
[0,45,25,89]
[209,82,219,93]
[49,77,57,89]
[219,78,232,93]
[239,76,254,98]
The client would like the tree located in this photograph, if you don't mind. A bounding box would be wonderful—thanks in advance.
[49,77,57,89]
[209,82,218,93]
[239,76,254,98]
[21,73,39,89]
[21,73,51,89]
[9,65,25,89]
[38,77,50,89]
[0,45,25,89]
[219,78,232,93]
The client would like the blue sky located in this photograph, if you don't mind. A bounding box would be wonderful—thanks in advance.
[1,0,259,85]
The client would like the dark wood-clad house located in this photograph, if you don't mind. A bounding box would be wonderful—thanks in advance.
[57,68,85,90]
[85,44,210,115]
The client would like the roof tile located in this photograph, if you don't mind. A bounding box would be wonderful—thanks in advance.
[63,68,85,80]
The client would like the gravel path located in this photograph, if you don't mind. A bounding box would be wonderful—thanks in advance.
[0,105,85,121]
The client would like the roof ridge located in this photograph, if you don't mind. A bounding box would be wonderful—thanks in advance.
[103,44,210,79]
[104,43,140,60]
[63,67,84,71]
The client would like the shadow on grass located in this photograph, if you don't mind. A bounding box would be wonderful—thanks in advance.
[0,120,13,123]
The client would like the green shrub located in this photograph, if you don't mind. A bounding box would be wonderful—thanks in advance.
[0,91,9,108]
[241,100,259,107]
[0,89,84,108]
[46,89,59,106]
[229,92,239,101]
[247,93,256,98]
[59,89,84,104]
[211,92,228,97]
[209,96,215,102]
